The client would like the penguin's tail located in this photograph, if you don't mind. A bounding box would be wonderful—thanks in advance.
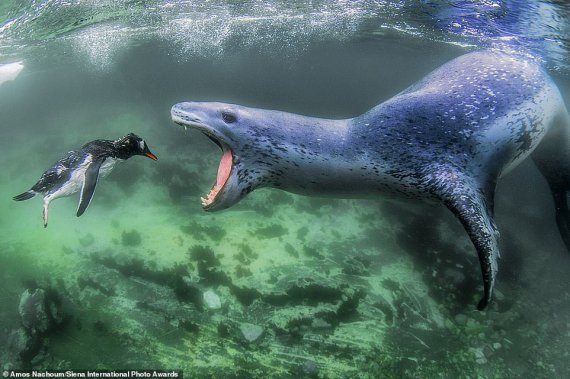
[13,190,36,201]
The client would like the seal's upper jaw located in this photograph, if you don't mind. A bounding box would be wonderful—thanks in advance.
[171,102,239,211]
[171,104,217,137]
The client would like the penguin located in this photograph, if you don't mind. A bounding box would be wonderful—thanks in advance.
[13,133,158,227]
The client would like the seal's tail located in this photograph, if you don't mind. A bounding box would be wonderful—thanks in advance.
[13,190,36,201]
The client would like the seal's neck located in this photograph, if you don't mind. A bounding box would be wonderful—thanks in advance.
[252,114,362,195]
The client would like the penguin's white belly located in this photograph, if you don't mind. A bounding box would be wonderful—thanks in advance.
[44,156,119,202]
[98,157,119,178]
[45,157,93,202]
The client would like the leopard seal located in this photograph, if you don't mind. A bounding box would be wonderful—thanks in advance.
[171,49,570,310]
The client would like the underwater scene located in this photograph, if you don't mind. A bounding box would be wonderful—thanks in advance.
[1,0,570,377]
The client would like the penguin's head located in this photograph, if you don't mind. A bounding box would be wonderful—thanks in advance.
[115,133,158,161]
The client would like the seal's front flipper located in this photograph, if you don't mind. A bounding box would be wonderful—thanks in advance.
[446,194,500,310]
[77,158,104,217]
[430,167,500,310]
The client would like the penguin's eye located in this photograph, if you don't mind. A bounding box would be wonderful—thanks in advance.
[222,111,237,124]
[138,140,145,150]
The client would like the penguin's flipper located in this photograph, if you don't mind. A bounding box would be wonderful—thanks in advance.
[13,191,36,201]
[77,158,105,217]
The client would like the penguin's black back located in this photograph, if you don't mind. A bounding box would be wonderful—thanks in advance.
[80,139,116,158]
[31,150,86,194]
[81,138,141,160]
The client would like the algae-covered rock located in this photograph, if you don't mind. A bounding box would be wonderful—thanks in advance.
[455,313,468,326]
[18,286,71,336]
[121,230,142,246]
[180,221,227,241]
[254,224,288,239]
[9,283,73,368]
[18,289,50,335]
[92,253,204,308]
[300,360,320,378]
[239,323,264,343]
[203,289,222,310]
[217,319,265,345]
[78,233,95,247]
[4,327,38,367]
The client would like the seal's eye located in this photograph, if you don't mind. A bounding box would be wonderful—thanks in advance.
[222,111,237,124]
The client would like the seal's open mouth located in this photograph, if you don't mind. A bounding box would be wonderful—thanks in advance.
[172,113,234,210]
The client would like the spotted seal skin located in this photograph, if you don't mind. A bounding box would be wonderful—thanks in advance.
[171,50,570,310]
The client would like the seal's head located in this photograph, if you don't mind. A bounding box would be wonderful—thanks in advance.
[171,102,276,211]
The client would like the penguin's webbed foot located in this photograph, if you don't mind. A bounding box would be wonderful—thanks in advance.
[43,202,49,228]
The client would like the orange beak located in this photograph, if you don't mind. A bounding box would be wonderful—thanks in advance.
[145,152,158,161]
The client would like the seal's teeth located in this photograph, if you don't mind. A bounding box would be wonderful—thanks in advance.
[201,185,224,207]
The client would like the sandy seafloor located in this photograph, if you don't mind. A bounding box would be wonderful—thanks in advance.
[1,35,570,378]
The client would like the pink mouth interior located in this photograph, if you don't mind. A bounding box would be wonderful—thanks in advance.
[202,149,233,207]
[217,150,232,187]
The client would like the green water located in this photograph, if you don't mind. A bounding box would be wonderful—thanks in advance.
[2,1,570,377]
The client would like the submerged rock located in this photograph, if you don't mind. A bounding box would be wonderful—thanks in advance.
[254,224,288,239]
[18,287,72,336]
[311,318,332,329]
[93,254,203,308]
[18,289,50,335]
[239,323,264,343]
[472,347,487,364]
[9,285,72,368]
[121,230,142,246]
[300,360,320,378]
[203,289,222,310]
[79,233,95,247]
[454,313,468,326]
[218,319,265,345]
[5,327,38,366]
